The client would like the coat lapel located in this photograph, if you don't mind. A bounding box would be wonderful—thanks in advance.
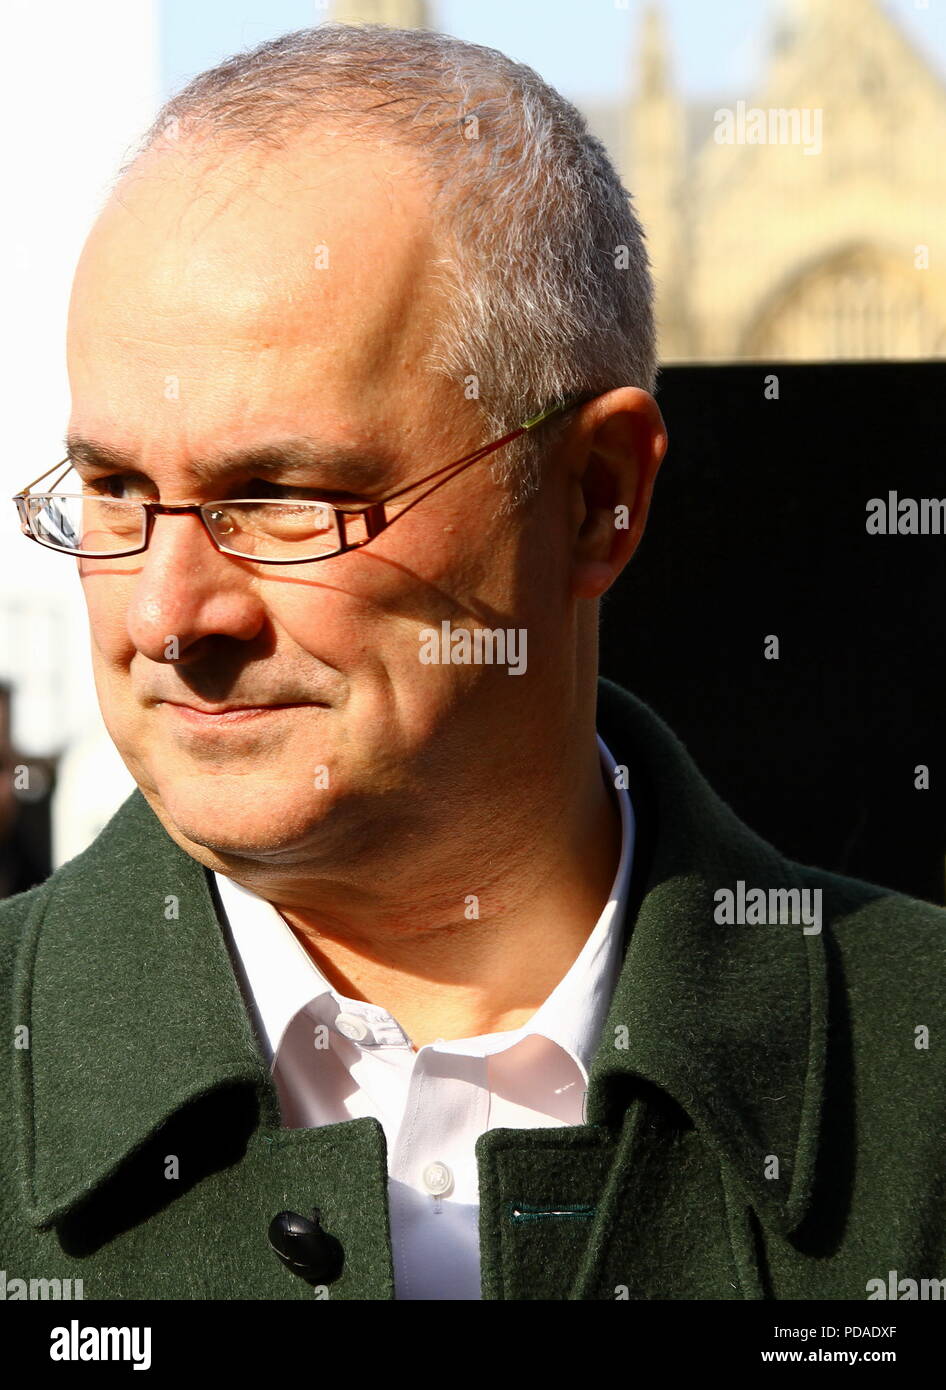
[13,789,282,1229]
[589,677,827,1235]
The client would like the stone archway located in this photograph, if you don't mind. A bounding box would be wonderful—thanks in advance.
[739,245,946,359]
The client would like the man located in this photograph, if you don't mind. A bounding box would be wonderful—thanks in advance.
[2,24,944,1302]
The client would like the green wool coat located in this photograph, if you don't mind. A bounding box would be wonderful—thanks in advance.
[1,678,944,1301]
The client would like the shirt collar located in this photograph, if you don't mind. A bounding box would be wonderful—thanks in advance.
[213,870,334,1063]
[213,731,634,1080]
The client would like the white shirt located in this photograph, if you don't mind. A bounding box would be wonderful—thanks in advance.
[213,733,635,1300]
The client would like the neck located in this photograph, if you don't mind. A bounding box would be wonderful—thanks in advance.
[271,729,623,1050]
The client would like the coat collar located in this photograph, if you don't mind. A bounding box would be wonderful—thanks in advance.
[15,678,826,1238]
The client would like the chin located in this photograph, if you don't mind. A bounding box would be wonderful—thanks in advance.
[146,773,339,863]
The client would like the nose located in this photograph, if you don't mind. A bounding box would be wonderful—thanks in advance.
[125,509,267,663]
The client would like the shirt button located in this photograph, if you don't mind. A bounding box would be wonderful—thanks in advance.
[422,1161,454,1197]
[335,1012,370,1042]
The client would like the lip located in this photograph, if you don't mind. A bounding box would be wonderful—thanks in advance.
[162,701,314,724]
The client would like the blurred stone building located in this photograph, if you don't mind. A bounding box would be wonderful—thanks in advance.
[332,0,946,364]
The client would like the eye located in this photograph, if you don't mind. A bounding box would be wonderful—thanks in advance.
[80,473,154,500]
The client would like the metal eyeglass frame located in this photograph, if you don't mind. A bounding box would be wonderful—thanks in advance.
[12,393,593,565]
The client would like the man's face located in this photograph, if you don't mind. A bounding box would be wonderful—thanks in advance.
[66,136,568,870]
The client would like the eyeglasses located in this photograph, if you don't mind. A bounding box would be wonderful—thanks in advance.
[12,394,591,565]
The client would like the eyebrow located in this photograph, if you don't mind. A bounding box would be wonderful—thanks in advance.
[62,435,397,493]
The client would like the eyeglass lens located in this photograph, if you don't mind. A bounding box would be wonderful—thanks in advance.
[21,495,368,560]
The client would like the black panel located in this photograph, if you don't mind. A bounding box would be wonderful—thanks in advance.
[601,361,945,905]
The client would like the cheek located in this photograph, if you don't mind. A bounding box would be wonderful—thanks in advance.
[272,580,426,686]
[81,579,134,661]
[384,481,508,595]
[269,522,490,656]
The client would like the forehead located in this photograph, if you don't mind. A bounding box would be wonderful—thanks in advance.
[65,134,457,470]
[73,133,442,326]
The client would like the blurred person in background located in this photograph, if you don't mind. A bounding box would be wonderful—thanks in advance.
[0,682,52,897]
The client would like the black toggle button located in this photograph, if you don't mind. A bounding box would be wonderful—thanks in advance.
[268,1207,345,1284]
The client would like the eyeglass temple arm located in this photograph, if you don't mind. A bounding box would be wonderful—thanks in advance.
[339,431,532,548]
[14,458,74,497]
[369,394,590,509]
[338,396,591,548]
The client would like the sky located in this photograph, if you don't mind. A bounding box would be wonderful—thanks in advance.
[160,0,946,106]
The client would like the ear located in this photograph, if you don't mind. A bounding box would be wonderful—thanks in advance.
[568,388,668,600]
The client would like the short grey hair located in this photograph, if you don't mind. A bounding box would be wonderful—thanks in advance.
[125,23,657,508]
